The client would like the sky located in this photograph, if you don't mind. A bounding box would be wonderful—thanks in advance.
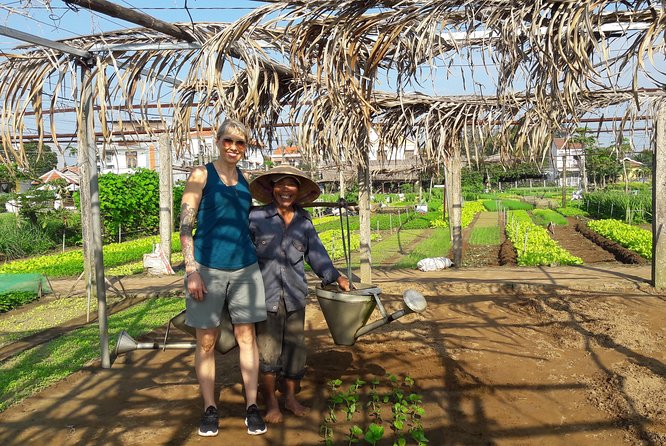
[0,1,662,151]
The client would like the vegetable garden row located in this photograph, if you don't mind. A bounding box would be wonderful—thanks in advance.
[0,195,654,313]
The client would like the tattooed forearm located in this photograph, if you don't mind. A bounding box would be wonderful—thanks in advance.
[180,203,198,273]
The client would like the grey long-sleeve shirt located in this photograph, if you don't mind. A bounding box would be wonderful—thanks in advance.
[249,203,340,313]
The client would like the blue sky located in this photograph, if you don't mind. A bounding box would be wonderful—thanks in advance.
[0,1,661,151]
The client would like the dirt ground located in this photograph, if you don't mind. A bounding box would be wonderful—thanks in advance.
[1,264,665,446]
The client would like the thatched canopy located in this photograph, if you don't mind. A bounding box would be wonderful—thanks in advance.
[1,1,665,172]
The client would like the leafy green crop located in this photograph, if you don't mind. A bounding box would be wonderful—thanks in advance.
[556,206,588,218]
[0,296,184,412]
[587,219,652,259]
[0,291,39,313]
[506,210,582,266]
[0,233,182,277]
[320,374,428,446]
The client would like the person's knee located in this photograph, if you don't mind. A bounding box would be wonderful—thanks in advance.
[197,329,218,353]
[234,324,256,347]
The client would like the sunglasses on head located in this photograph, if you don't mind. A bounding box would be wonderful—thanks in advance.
[222,137,246,148]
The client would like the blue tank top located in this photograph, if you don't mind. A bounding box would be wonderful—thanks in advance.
[193,163,257,269]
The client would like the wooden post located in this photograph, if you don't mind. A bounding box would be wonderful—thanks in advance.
[447,141,463,267]
[158,134,173,262]
[358,151,372,283]
[561,149,568,208]
[79,62,110,368]
[653,104,666,289]
[339,167,346,199]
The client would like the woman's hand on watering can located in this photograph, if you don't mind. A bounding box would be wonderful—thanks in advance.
[336,275,352,292]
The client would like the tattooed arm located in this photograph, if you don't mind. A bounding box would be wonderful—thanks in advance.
[180,166,207,300]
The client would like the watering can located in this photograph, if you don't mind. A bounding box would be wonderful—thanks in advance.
[114,303,237,358]
[315,283,427,346]
[310,198,427,345]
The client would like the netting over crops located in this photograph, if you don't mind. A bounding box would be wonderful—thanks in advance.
[0,274,50,295]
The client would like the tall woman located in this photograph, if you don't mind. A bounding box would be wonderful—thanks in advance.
[180,119,267,437]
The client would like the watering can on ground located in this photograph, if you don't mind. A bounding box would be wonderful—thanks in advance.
[114,303,237,358]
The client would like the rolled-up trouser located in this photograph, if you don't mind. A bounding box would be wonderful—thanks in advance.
[256,295,306,380]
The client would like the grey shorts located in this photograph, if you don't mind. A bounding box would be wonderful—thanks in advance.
[185,262,267,328]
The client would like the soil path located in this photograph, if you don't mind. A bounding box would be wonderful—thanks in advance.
[458,211,501,267]
[547,217,617,264]
[1,265,665,446]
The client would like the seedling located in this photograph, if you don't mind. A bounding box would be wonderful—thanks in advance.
[319,373,429,445]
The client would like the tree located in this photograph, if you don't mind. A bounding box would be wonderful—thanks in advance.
[633,150,653,181]
[585,146,622,187]
[0,142,58,183]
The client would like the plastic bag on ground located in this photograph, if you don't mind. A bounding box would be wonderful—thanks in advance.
[416,257,453,272]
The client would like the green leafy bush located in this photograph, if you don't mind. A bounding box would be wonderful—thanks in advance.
[0,291,39,313]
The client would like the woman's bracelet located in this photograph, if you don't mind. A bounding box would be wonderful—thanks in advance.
[186,270,199,277]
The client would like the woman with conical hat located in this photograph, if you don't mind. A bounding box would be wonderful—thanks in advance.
[249,165,351,423]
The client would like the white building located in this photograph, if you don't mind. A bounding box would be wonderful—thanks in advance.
[548,138,586,187]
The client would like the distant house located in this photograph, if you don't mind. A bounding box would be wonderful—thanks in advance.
[25,166,80,210]
[34,166,80,188]
[318,128,421,191]
[270,145,302,166]
[620,157,646,182]
[548,138,586,187]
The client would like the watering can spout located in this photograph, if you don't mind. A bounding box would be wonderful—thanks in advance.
[315,284,427,346]
[353,289,427,339]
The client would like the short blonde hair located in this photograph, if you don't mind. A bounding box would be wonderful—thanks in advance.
[215,118,249,142]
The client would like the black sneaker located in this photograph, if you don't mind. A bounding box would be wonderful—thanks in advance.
[245,404,267,435]
[198,405,219,437]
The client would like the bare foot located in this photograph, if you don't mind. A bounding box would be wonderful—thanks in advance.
[285,398,310,417]
[264,406,283,423]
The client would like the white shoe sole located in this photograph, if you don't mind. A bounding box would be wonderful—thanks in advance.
[245,419,267,435]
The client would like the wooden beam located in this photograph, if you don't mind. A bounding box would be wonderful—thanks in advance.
[79,63,110,368]
[653,104,666,289]
[358,151,372,284]
[0,25,91,58]
[64,0,195,42]
[158,134,173,264]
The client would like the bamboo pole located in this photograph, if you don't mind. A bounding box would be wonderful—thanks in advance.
[358,151,372,284]
[447,138,463,267]
[64,0,195,42]
[653,104,666,289]
[79,62,110,368]
[158,134,173,263]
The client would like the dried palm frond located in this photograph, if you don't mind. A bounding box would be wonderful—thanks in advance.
[0,1,664,170]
